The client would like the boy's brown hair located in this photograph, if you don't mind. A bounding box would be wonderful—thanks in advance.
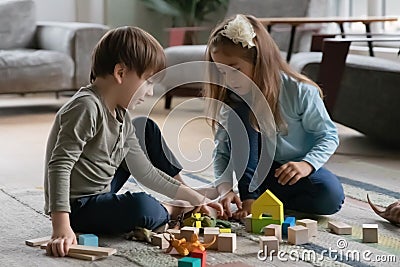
[90,26,165,83]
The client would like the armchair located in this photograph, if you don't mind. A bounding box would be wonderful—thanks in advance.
[0,0,109,95]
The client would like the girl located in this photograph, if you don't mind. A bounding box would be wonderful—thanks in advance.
[44,26,222,257]
[204,15,345,219]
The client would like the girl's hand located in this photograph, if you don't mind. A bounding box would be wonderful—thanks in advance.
[219,191,242,219]
[46,225,77,257]
[275,161,313,186]
[232,199,254,220]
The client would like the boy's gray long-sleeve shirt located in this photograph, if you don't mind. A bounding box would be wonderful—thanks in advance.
[44,86,180,215]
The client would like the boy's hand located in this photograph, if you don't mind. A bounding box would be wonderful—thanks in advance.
[219,191,242,219]
[46,226,77,257]
[275,161,313,186]
[232,199,253,220]
[46,211,77,257]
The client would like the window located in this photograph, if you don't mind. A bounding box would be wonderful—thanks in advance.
[336,0,399,32]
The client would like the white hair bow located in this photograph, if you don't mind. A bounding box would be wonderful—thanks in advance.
[220,15,256,48]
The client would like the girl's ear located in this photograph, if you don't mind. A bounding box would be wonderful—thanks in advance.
[113,63,125,84]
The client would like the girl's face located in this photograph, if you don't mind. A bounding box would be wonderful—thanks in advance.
[119,70,154,109]
[211,46,254,95]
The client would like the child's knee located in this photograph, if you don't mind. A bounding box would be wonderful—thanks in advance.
[314,184,345,215]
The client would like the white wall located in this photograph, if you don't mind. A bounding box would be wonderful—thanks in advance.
[33,0,105,23]
[33,0,76,21]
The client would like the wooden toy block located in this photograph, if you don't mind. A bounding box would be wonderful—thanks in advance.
[40,243,108,261]
[219,228,231,233]
[190,249,207,267]
[297,219,318,237]
[217,233,236,253]
[67,252,103,261]
[263,224,282,242]
[244,214,252,232]
[251,218,282,234]
[362,224,378,243]
[282,217,296,237]
[328,221,352,235]
[166,228,181,239]
[68,244,117,256]
[288,225,309,245]
[25,236,51,247]
[178,256,201,267]
[259,236,279,256]
[78,234,98,247]
[151,233,169,249]
[180,227,200,241]
[251,190,284,223]
[204,227,219,250]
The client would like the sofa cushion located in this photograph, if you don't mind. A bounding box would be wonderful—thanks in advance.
[0,49,74,93]
[0,0,36,49]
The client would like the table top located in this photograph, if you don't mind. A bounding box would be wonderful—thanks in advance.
[258,16,398,26]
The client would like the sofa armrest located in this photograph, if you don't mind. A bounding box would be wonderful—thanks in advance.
[35,22,109,89]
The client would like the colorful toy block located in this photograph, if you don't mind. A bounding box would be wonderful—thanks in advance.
[259,236,279,256]
[178,257,201,267]
[219,228,231,233]
[296,219,318,237]
[252,190,284,222]
[190,249,206,267]
[263,224,282,242]
[362,224,378,243]
[180,227,200,241]
[78,234,98,247]
[217,233,236,253]
[246,190,284,233]
[204,227,219,250]
[282,217,296,237]
[288,225,309,245]
[328,221,352,235]
[151,233,169,249]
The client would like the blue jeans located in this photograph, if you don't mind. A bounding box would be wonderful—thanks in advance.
[228,100,344,215]
[70,117,182,234]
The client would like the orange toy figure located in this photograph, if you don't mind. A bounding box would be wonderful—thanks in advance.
[186,233,216,252]
[164,233,189,256]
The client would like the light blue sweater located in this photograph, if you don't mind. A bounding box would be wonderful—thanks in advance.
[214,73,339,186]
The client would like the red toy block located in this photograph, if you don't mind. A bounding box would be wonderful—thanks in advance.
[190,249,206,267]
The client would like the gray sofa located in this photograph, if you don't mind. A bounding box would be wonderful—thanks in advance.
[0,0,109,94]
[290,41,400,146]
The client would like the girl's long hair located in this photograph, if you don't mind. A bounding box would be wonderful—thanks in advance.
[204,14,322,133]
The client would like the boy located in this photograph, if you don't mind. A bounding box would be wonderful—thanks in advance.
[44,26,222,257]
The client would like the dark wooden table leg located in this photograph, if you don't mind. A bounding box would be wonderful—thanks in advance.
[364,23,375,56]
[339,23,346,38]
[286,25,297,62]
[317,40,351,113]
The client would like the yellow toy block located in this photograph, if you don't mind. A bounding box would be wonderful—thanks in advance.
[195,221,202,228]
[251,190,284,224]
[219,228,231,233]
[194,213,201,219]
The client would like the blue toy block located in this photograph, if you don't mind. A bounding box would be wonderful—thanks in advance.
[178,257,201,267]
[282,217,296,237]
[78,234,98,247]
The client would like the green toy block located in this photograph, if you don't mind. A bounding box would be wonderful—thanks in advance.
[251,218,283,234]
[78,234,98,247]
[178,257,201,267]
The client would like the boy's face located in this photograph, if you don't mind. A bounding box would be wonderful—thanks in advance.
[117,68,154,109]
